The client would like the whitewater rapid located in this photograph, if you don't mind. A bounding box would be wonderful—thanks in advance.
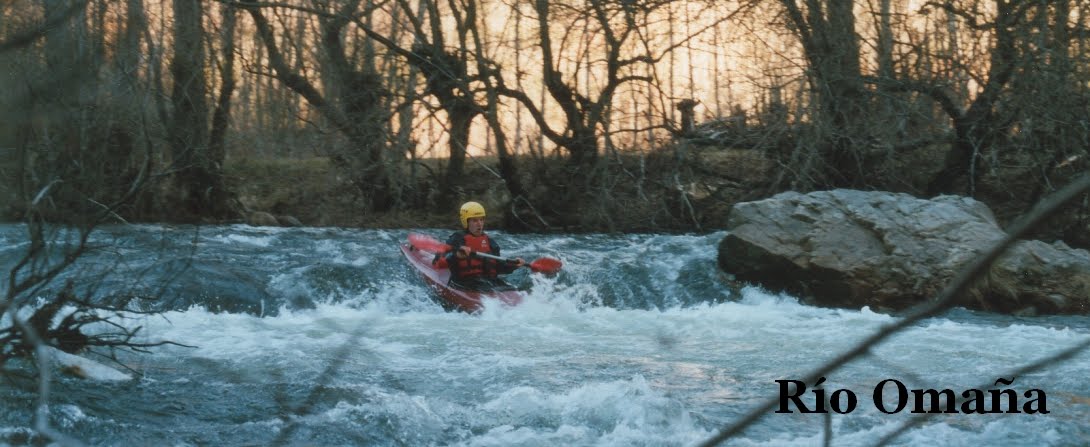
[0,224,1087,446]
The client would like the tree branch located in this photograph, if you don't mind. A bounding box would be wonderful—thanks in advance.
[0,0,90,54]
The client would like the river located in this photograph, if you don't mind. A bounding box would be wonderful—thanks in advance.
[1,224,1088,446]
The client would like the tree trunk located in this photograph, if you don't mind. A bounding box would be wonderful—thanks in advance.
[927,0,1020,196]
[168,0,216,219]
[567,127,598,168]
[240,0,395,211]
[445,105,474,193]
[206,3,239,219]
[782,0,867,187]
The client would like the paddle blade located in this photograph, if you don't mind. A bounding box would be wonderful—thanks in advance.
[528,257,562,275]
[408,233,451,253]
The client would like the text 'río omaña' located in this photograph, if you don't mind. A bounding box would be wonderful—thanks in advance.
[775,377,1048,415]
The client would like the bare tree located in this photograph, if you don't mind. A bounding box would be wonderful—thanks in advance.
[779,0,871,186]
[462,0,529,203]
[209,2,240,192]
[492,0,654,172]
[922,0,1033,196]
[0,4,186,443]
[169,0,240,220]
[400,0,481,196]
[266,0,533,210]
[240,0,396,211]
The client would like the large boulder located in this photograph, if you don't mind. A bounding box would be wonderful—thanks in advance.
[718,189,1090,315]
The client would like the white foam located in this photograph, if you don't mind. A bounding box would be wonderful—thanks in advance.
[15,223,1081,446]
[311,240,371,266]
[468,375,709,446]
[207,233,275,247]
[45,347,132,381]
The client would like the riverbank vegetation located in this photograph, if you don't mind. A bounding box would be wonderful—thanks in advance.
[2,0,1089,241]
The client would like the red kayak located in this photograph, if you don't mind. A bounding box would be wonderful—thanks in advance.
[399,242,524,313]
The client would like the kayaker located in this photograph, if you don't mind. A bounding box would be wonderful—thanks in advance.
[437,201,525,291]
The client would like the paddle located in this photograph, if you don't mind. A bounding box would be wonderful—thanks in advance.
[408,233,563,275]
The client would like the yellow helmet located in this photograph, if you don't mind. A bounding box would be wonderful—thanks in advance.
[459,201,486,228]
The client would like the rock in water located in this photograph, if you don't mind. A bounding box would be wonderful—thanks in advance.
[718,189,1090,314]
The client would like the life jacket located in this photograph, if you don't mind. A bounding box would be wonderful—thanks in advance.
[454,233,495,278]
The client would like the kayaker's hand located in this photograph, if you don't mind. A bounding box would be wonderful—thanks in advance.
[511,258,525,267]
[456,246,472,258]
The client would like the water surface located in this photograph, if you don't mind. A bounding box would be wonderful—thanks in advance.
[1,224,1087,446]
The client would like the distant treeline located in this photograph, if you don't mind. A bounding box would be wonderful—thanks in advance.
[0,0,1087,235]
